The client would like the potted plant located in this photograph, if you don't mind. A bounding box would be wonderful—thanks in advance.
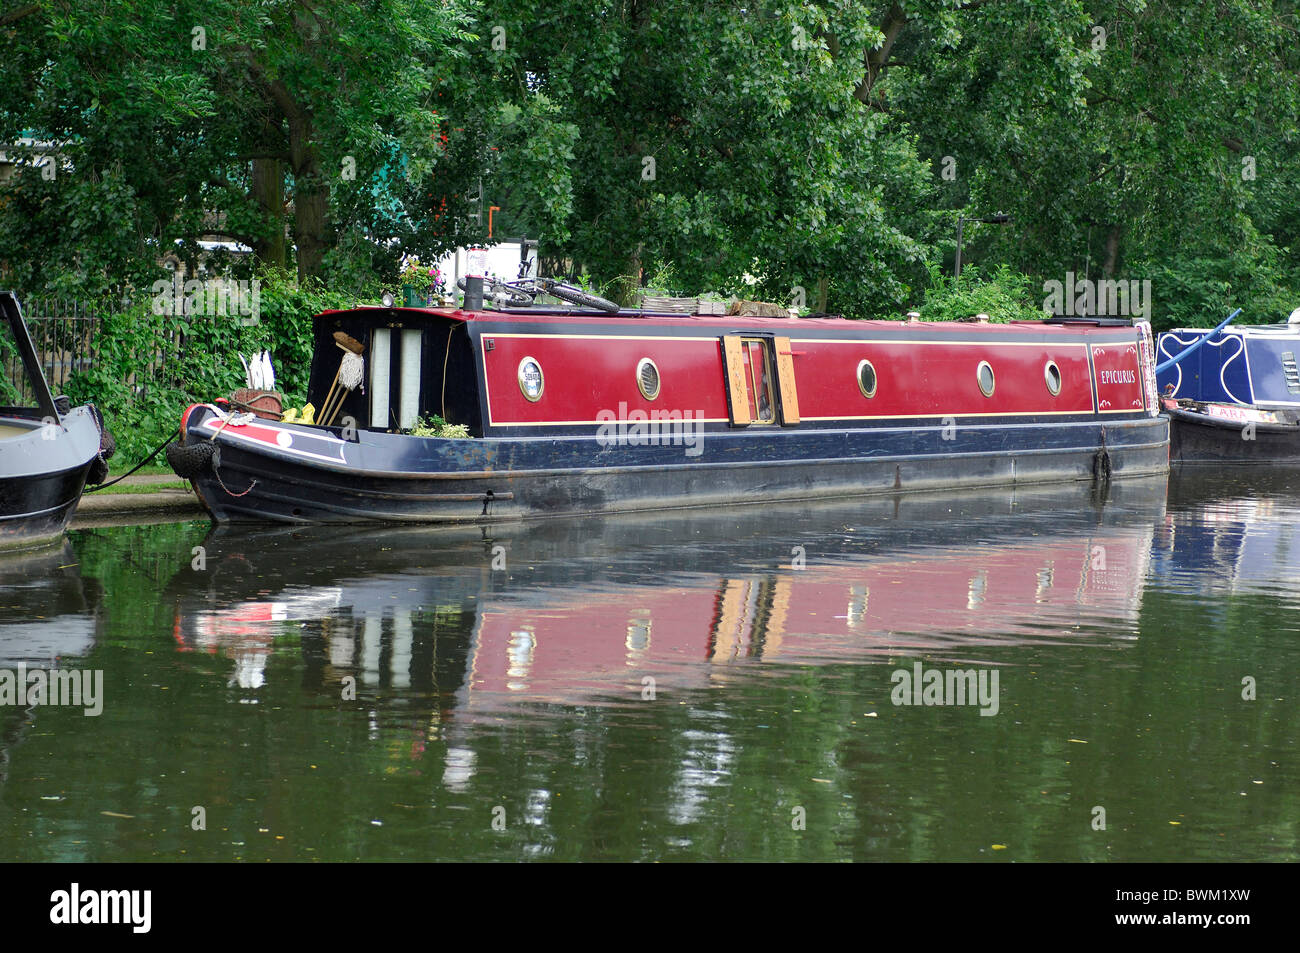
[399,257,445,307]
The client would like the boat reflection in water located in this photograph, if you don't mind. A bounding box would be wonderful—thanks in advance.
[0,542,96,668]
[1155,469,1300,599]
[170,477,1167,720]
[0,543,97,782]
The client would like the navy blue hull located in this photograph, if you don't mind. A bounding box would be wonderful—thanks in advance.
[180,405,1169,524]
[1168,407,1300,464]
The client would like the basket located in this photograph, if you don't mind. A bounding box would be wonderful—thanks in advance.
[229,388,284,420]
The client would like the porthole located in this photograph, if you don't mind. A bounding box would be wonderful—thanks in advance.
[1044,360,1062,396]
[857,359,878,398]
[977,361,995,398]
[636,358,661,400]
[517,356,544,402]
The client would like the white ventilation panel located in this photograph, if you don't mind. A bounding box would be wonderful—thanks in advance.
[369,328,391,428]
[399,329,422,430]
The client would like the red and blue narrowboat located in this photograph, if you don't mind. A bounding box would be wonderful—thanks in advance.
[169,285,1169,524]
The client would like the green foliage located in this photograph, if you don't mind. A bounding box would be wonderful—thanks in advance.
[410,414,470,439]
[0,320,21,404]
[479,0,936,318]
[642,261,680,297]
[1139,249,1300,333]
[888,0,1300,313]
[60,269,368,462]
[917,264,1050,324]
[5,1,1300,326]
[0,0,483,294]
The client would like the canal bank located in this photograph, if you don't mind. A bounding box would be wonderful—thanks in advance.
[71,474,205,528]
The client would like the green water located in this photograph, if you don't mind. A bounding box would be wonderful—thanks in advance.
[0,472,1296,861]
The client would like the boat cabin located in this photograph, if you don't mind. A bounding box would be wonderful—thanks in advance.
[1157,324,1300,409]
[307,304,1156,440]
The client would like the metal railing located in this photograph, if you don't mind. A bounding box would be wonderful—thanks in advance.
[18,298,107,394]
[3,297,200,403]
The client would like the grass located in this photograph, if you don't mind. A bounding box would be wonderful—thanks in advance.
[91,479,189,495]
[105,462,174,479]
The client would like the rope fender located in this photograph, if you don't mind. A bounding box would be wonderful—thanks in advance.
[165,441,219,481]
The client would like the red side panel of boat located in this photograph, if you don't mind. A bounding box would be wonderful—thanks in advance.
[472,315,1150,430]
[791,339,1097,419]
[1090,341,1148,413]
[481,334,729,426]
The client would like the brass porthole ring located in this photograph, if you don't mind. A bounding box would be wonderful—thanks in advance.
[857,359,877,398]
[1044,360,1062,396]
[517,356,544,402]
[636,358,661,400]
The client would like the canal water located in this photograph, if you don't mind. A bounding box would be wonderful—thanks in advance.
[0,471,1296,862]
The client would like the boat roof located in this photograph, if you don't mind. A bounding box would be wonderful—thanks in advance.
[320,305,1134,334]
[1164,323,1300,335]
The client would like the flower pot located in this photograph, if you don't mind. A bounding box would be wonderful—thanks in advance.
[403,288,425,307]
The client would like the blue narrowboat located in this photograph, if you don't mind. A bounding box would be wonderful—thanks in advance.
[1157,318,1300,464]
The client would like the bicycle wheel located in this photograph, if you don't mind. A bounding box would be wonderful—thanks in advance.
[545,282,621,314]
[497,286,535,307]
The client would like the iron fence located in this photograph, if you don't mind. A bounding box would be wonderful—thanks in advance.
[17,298,107,395]
[6,297,206,402]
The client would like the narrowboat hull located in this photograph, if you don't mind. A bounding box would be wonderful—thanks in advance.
[173,305,1169,525]
[1166,403,1300,465]
[177,402,1168,524]
[2,291,107,548]
[0,408,101,550]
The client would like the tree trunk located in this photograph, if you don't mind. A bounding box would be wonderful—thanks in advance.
[1102,224,1122,278]
[274,79,329,283]
[854,3,908,106]
[619,242,643,307]
[251,158,286,268]
[293,173,328,283]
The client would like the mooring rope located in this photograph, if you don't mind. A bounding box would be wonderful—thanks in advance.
[84,425,180,492]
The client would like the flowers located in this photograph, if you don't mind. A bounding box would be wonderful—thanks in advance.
[399,256,444,295]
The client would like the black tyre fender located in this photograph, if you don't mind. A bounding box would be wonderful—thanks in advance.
[86,403,116,459]
[86,456,110,487]
[165,441,219,481]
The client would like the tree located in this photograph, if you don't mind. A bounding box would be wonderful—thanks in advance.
[0,0,485,293]
[478,1,938,315]
[877,0,1300,321]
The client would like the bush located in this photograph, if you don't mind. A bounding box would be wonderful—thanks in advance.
[60,268,371,464]
[1137,250,1300,333]
[915,263,1050,323]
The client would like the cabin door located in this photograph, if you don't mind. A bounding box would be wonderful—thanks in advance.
[721,335,800,426]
